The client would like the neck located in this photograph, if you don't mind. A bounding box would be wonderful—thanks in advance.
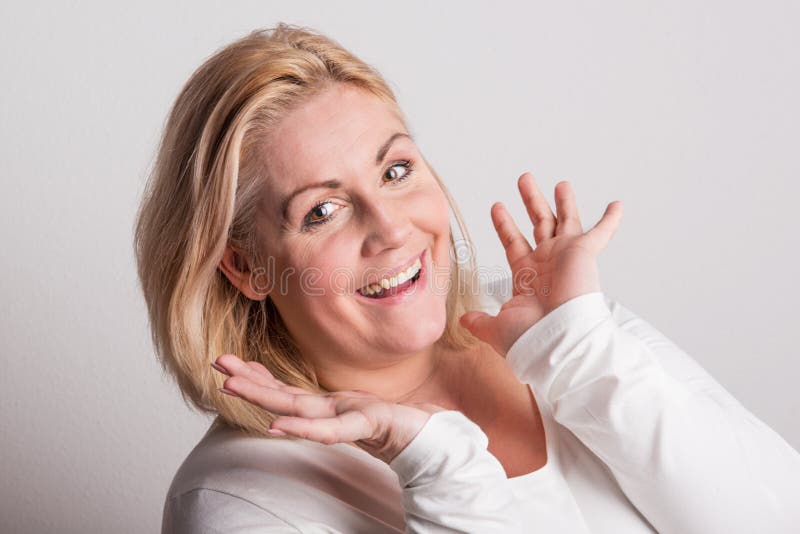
[307,342,455,405]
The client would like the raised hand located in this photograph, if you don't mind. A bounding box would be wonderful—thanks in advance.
[211,354,446,464]
[459,172,623,357]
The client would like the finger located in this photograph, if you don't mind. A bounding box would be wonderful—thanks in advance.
[271,410,373,445]
[583,200,624,253]
[553,181,583,237]
[246,360,275,379]
[216,355,310,396]
[459,310,497,347]
[245,361,290,387]
[210,362,231,376]
[518,172,556,245]
[223,375,336,418]
[243,361,312,395]
[216,354,276,388]
[491,202,533,267]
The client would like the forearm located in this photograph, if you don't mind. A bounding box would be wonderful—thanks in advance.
[505,292,800,534]
[389,410,524,533]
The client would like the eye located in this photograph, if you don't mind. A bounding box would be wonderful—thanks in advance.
[303,200,341,229]
[382,160,414,184]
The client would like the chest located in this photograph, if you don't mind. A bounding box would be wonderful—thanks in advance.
[432,347,550,479]
[482,384,549,478]
[457,359,549,479]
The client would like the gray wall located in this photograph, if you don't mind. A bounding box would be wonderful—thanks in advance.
[1,1,797,532]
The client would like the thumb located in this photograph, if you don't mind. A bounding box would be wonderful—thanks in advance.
[459,310,497,345]
[585,200,623,253]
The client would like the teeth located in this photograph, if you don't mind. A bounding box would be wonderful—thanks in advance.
[358,257,422,295]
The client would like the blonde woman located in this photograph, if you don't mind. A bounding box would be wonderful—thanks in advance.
[134,23,800,533]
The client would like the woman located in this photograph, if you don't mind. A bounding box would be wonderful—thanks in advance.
[134,23,800,533]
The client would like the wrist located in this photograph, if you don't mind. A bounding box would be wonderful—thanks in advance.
[357,408,431,465]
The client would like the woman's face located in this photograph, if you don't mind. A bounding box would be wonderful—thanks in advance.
[256,83,452,369]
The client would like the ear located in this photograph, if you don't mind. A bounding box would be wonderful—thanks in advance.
[218,245,270,301]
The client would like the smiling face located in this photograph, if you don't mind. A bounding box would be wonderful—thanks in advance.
[255,83,452,372]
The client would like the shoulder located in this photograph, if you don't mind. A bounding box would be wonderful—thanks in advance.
[166,420,261,494]
[165,418,359,497]
[163,487,301,533]
[163,419,403,530]
[162,420,301,531]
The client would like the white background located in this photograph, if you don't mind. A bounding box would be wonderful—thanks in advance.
[1,1,798,532]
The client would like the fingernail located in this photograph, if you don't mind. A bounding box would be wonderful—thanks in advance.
[267,428,286,436]
[210,362,231,376]
[218,387,240,398]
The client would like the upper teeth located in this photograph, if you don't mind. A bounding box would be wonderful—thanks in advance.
[359,258,422,295]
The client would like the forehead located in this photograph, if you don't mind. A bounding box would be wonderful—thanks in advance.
[261,84,407,194]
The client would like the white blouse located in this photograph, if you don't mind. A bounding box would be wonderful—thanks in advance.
[162,276,800,533]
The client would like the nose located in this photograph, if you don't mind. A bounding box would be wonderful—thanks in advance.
[360,198,413,257]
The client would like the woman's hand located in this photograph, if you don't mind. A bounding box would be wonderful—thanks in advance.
[459,172,623,357]
[211,355,446,464]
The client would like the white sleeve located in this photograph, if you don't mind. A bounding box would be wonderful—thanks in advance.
[504,291,800,534]
[388,410,524,533]
[162,488,302,533]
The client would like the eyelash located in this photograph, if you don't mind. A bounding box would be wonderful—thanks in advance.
[301,159,416,230]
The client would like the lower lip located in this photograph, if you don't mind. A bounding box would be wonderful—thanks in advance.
[355,250,427,306]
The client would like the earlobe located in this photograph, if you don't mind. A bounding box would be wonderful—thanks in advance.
[219,245,271,301]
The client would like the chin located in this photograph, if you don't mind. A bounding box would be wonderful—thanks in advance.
[382,307,448,354]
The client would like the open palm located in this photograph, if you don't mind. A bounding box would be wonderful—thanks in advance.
[212,355,445,464]
[460,172,623,357]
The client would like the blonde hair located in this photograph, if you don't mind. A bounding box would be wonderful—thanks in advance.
[133,23,479,440]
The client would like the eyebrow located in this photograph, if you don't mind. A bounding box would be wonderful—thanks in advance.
[280,131,413,219]
[375,132,412,165]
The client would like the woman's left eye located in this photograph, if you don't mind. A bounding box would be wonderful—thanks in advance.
[302,200,342,229]
[382,160,414,183]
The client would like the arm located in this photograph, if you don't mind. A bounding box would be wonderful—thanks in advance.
[212,357,524,533]
[505,291,800,534]
[164,414,524,534]
[389,410,524,533]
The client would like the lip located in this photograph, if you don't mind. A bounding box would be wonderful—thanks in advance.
[354,249,427,305]
[356,249,425,292]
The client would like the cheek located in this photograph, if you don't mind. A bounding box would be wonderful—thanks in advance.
[409,181,451,234]
[407,182,453,296]
[290,246,357,297]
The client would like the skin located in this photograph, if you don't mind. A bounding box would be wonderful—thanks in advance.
[221,83,455,405]
[215,82,624,464]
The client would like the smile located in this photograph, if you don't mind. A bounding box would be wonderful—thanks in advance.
[356,251,424,299]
